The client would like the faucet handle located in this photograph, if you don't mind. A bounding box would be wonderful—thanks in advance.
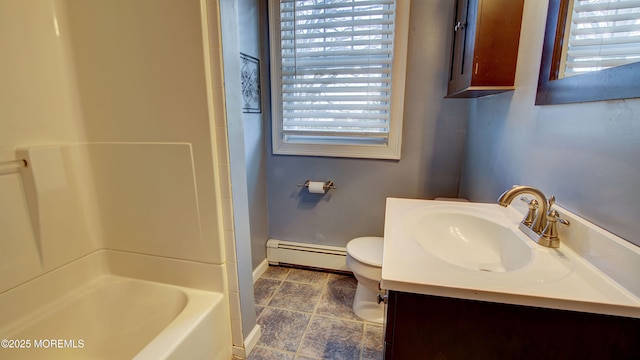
[546,195,569,225]
[520,197,538,227]
[546,209,570,226]
[541,210,570,247]
[554,213,570,226]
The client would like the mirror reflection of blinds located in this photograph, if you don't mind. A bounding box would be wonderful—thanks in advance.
[279,0,396,144]
[564,0,640,76]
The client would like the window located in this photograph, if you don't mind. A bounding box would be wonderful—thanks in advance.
[269,0,410,159]
[561,0,640,77]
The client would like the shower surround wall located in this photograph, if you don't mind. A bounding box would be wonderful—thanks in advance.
[1,0,242,352]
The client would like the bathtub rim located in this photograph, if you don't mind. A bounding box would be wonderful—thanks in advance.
[0,249,228,330]
[2,274,228,358]
[0,249,231,360]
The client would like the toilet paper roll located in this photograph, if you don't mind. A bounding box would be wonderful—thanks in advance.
[308,181,326,194]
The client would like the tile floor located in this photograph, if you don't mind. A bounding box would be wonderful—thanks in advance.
[248,266,384,360]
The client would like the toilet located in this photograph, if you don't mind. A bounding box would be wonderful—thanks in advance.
[346,236,384,324]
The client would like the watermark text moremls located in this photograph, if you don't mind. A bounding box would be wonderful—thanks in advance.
[1,338,85,349]
[34,339,85,349]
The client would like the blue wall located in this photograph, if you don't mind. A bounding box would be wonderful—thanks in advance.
[261,0,640,252]
[459,0,640,247]
[238,0,270,270]
[266,0,469,247]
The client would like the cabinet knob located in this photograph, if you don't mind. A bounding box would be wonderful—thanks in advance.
[454,21,466,32]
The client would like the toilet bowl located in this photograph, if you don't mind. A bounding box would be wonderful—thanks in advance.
[346,236,384,324]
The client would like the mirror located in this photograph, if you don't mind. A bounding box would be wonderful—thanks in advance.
[536,0,640,105]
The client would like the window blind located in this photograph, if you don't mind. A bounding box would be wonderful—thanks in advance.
[279,0,396,144]
[564,0,640,76]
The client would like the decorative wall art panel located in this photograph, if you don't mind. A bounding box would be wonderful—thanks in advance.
[240,53,261,113]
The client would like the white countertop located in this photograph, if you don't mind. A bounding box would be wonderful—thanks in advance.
[380,198,640,319]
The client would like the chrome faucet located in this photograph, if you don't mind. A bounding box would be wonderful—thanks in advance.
[497,185,570,248]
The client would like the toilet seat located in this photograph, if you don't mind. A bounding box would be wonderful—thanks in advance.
[346,236,383,267]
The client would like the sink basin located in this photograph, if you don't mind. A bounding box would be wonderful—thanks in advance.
[382,198,640,320]
[404,211,532,272]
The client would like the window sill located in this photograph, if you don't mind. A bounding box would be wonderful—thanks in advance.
[272,141,402,160]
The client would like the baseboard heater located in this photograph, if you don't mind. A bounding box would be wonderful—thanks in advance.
[266,239,349,272]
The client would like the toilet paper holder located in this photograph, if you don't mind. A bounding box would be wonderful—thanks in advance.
[297,180,337,191]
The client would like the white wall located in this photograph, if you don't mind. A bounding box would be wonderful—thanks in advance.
[219,0,260,347]
[62,0,225,262]
[0,0,98,293]
[459,0,640,247]
[0,0,229,293]
[0,0,83,151]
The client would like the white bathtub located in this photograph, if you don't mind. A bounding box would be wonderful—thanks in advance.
[0,275,230,359]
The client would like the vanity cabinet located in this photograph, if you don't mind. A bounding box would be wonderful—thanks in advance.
[383,290,640,359]
[446,0,525,98]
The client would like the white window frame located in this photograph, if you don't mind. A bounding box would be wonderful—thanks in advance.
[268,0,410,160]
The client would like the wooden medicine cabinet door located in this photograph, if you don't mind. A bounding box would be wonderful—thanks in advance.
[446,0,525,98]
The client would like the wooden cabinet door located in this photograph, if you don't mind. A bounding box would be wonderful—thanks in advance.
[446,0,524,98]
